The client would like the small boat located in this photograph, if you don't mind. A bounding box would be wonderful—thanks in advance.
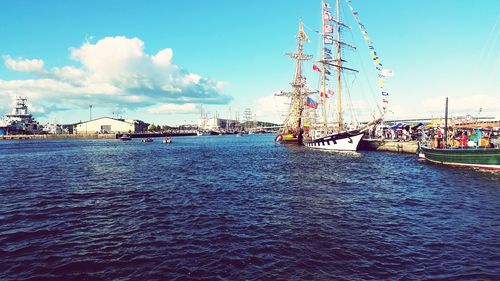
[162,137,172,143]
[418,98,500,170]
[197,130,210,136]
[142,137,154,142]
[119,135,132,141]
[420,146,500,170]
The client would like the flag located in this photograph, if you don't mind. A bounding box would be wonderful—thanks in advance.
[380,68,394,77]
[324,24,333,34]
[323,11,333,21]
[324,69,331,75]
[320,89,334,98]
[324,47,332,54]
[382,98,389,103]
[325,53,332,60]
[381,91,389,96]
[305,97,318,109]
[313,64,321,72]
[324,35,333,45]
[323,2,331,9]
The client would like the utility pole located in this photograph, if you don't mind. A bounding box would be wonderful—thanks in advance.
[89,105,93,120]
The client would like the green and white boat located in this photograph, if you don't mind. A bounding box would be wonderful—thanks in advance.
[420,146,500,170]
[419,97,500,170]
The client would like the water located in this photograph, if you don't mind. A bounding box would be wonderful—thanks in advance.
[0,135,499,280]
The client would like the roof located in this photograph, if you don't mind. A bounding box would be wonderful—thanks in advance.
[69,117,144,126]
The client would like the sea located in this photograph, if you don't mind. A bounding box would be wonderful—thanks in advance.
[0,134,499,280]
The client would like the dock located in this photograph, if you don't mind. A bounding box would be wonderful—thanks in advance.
[359,139,418,154]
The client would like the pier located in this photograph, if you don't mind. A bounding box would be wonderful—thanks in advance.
[359,139,419,154]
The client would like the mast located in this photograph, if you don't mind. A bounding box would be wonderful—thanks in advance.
[276,19,317,144]
[321,1,328,132]
[322,0,357,132]
[444,97,448,148]
[335,0,343,132]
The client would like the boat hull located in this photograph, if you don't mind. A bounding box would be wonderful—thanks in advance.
[304,132,364,151]
[421,146,500,170]
[358,137,382,151]
[275,133,300,144]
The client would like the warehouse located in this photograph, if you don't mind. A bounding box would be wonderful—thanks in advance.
[73,117,149,134]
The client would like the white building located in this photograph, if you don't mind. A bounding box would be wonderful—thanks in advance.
[73,117,149,134]
[198,117,240,133]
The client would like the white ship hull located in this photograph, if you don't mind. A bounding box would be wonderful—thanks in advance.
[304,132,364,151]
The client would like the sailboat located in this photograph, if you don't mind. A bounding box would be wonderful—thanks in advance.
[302,0,385,151]
[275,20,317,144]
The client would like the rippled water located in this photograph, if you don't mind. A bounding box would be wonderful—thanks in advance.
[0,135,499,280]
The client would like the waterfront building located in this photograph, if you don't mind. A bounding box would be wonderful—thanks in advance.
[73,117,149,134]
[198,117,241,133]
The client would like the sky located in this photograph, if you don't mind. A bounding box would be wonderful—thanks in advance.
[0,0,498,126]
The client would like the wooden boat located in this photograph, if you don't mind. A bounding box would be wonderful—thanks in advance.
[418,98,500,170]
[420,146,500,170]
[274,20,316,145]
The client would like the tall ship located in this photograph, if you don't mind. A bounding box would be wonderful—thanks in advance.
[277,0,390,150]
[303,0,386,150]
[275,20,317,144]
[0,97,43,135]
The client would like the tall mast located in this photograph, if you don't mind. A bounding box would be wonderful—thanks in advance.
[336,0,343,132]
[276,19,317,144]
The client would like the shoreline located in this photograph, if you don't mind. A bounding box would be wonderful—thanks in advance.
[0,132,197,140]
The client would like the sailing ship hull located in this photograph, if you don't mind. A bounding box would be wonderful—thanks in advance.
[304,132,364,151]
[421,146,500,170]
[358,137,383,151]
[275,133,300,144]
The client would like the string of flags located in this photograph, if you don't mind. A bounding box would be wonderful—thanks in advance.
[345,0,392,112]
[304,2,336,111]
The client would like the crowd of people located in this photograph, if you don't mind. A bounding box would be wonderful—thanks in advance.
[371,124,500,148]
[425,127,499,149]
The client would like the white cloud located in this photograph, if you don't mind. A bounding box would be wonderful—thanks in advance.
[0,36,231,116]
[254,94,289,123]
[3,56,44,73]
[146,103,198,114]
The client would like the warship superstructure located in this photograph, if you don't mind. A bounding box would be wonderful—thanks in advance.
[0,97,43,135]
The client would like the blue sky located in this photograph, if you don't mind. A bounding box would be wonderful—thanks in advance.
[0,0,498,125]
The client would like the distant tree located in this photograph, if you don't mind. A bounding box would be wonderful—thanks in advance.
[148,124,158,132]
